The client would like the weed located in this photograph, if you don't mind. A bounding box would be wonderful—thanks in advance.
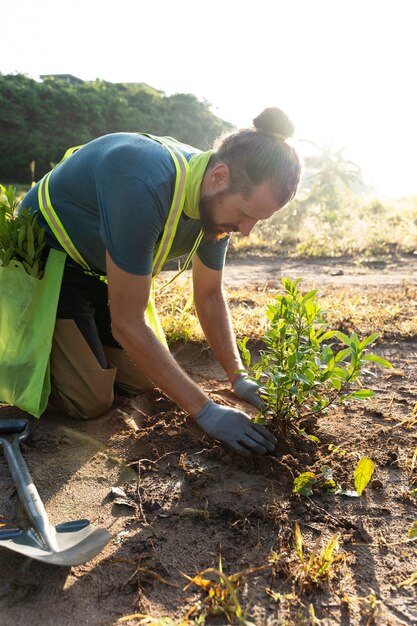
[292,522,345,593]
[342,591,384,625]
[265,587,322,626]
[327,442,349,457]
[182,553,267,625]
[117,615,194,625]
[268,523,346,597]
[391,403,417,430]
[395,524,417,587]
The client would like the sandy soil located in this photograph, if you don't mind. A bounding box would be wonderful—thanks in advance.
[1,255,417,626]
[223,253,417,288]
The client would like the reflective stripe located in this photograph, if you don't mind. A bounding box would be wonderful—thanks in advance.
[38,172,90,270]
[156,229,203,292]
[38,134,199,280]
[59,145,84,163]
[151,139,189,277]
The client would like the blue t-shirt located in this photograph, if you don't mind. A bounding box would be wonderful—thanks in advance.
[21,133,229,275]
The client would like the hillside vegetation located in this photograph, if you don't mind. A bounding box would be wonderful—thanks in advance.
[0,73,232,184]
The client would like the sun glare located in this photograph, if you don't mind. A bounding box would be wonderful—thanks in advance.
[2,0,416,197]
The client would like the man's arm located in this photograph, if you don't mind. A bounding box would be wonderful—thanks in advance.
[106,252,209,416]
[192,254,266,409]
[106,252,276,456]
[192,254,243,385]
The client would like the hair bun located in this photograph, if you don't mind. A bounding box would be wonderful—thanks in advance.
[253,108,295,139]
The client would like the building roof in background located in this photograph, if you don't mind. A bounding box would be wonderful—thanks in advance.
[40,74,84,86]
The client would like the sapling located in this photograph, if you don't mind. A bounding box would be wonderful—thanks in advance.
[0,184,46,278]
[238,278,393,440]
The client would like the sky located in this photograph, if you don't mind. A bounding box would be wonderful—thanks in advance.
[3,0,416,197]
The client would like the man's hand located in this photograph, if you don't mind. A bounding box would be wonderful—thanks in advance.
[233,374,264,410]
[193,400,276,457]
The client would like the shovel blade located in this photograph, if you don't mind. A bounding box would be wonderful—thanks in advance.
[0,520,111,566]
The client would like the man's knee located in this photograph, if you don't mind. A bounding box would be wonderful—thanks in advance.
[50,319,117,419]
[50,384,114,420]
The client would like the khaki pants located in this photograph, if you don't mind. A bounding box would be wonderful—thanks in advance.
[50,319,153,420]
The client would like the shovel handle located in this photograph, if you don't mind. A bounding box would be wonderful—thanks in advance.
[0,419,29,436]
[0,420,58,552]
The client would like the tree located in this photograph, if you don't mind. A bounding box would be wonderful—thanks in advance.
[0,73,233,184]
[300,141,362,224]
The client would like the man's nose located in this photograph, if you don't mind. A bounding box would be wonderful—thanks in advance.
[238,218,257,237]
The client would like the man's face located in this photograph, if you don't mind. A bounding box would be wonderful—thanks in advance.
[199,181,278,240]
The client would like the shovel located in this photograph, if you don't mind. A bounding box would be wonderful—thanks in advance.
[0,418,111,566]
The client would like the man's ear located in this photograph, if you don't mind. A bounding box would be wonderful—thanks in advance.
[210,162,230,191]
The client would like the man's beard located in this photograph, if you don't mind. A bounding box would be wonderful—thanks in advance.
[199,190,237,241]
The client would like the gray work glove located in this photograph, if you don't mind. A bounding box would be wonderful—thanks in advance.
[193,400,276,457]
[233,374,264,410]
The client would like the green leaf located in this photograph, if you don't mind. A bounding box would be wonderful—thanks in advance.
[321,344,334,365]
[331,366,350,380]
[301,289,317,303]
[332,331,352,346]
[328,376,341,391]
[361,354,393,368]
[359,333,380,350]
[237,337,251,368]
[350,332,360,346]
[317,330,336,343]
[348,389,375,399]
[293,472,317,496]
[408,522,417,539]
[354,457,375,496]
[334,347,352,363]
[323,479,341,493]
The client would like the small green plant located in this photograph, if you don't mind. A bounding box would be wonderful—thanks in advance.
[0,183,46,278]
[269,522,346,595]
[293,457,375,498]
[293,522,344,592]
[238,278,393,439]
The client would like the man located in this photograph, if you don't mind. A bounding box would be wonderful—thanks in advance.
[20,107,302,457]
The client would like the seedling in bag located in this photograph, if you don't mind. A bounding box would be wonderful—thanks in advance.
[238,278,393,440]
[0,184,46,278]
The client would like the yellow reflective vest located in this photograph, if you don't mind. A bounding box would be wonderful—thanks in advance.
[38,134,202,347]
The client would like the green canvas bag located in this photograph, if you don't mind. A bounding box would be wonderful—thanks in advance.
[0,248,66,417]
